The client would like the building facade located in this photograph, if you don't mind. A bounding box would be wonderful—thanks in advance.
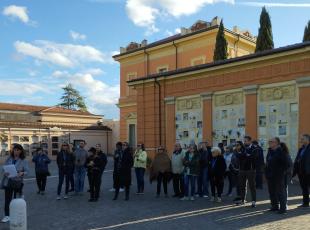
[0,103,113,157]
[114,18,310,158]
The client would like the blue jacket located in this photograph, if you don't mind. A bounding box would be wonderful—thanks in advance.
[32,153,51,173]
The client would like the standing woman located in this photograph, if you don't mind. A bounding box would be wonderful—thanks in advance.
[209,147,226,202]
[171,143,186,198]
[224,145,234,196]
[1,144,29,223]
[150,146,171,198]
[32,147,51,195]
[86,147,107,202]
[56,143,75,200]
[293,134,310,208]
[134,143,147,195]
[113,142,133,201]
[181,144,200,201]
[265,137,289,214]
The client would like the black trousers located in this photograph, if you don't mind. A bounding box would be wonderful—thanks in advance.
[36,172,47,192]
[157,172,168,195]
[225,171,234,195]
[172,173,184,197]
[267,176,287,211]
[88,171,102,199]
[114,173,130,199]
[210,175,224,197]
[298,174,310,205]
[4,185,23,216]
[57,171,70,195]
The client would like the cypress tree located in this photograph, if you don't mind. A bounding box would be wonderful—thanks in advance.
[213,19,228,61]
[303,20,310,42]
[255,6,274,53]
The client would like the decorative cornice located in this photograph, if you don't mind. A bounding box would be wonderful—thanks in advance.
[200,92,213,100]
[296,76,310,88]
[164,96,175,105]
[243,85,258,95]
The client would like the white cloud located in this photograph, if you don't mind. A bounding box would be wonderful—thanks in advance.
[165,28,181,36]
[0,80,46,96]
[126,0,234,35]
[70,30,87,41]
[14,40,116,68]
[3,5,36,25]
[240,2,310,8]
[84,68,105,76]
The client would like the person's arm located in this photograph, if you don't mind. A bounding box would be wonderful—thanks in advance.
[32,154,37,163]
[20,160,29,177]
[45,155,51,164]
[138,151,147,163]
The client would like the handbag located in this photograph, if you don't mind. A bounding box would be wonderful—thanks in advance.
[7,177,23,190]
[0,177,8,190]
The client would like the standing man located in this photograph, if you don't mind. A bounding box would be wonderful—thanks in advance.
[237,135,257,207]
[74,140,88,195]
[265,137,289,214]
[252,140,265,189]
[171,143,186,198]
[293,134,310,208]
[197,142,211,198]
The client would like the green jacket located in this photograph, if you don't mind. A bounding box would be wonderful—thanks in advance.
[133,150,147,169]
[183,152,200,176]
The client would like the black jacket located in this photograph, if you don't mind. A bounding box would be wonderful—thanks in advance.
[114,147,134,186]
[208,155,226,178]
[199,147,211,169]
[85,152,107,175]
[237,145,257,171]
[57,150,75,174]
[265,147,289,179]
[293,144,310,176]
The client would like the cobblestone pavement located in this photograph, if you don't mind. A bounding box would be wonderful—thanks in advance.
[0,158,309,230]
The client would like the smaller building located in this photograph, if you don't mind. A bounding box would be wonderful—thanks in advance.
[0,103,113,158]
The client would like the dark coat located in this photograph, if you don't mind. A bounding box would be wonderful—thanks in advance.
[32,153,51,174]
[265,147,289,180]
[208,155,226,178]
[237,145,257,171]
[56,150,75,174]
[114,148,134,186]
[253,145,265,171]
[183,152,200,176]
[293,144,310,176]
[85,152,108,175]
[199,147,211,169]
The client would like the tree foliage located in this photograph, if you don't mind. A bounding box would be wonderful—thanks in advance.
[213,19,228,61]
[303,20,310,42]
[255,7,274,52]
[58,83,87,111]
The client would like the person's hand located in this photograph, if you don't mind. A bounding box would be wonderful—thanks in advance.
[18,172,24,177]
[4,172,9,177]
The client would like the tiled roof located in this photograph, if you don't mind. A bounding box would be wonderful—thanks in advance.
[0,103,96,116]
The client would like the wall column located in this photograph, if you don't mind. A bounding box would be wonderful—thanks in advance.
[243,85,258,140]
[164,96,176,154]
[297,76,310,138]
[201,92,213,144]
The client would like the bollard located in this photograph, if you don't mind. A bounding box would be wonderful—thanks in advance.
[9,198,27,230]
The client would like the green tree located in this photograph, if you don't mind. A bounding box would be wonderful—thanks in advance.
[255,6,274,52]
[58,83,87,111]
[303,20,310,42]
[213,19,228,61]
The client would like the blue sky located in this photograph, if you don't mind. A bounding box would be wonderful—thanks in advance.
[0,0,309,119]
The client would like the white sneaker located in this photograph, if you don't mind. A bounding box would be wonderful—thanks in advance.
[190,196,195,201]
[120,188,124,192]
[63,195,69,199]
[203,195,209,198]
[251,201,256,208]
[56,196,61,200]
[210,196,215,202]
[216,197,222,203]
[1,216,10,223]
[109,188,115,192]
[180,196,189,201]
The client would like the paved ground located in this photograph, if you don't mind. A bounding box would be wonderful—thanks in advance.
[0,158,309,230]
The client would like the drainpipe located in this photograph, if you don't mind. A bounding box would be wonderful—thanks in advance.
[154,78,162,146]
[172,40,178,70]
[144,48,149,76]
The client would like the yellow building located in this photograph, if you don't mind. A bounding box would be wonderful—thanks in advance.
[0,103,113,158]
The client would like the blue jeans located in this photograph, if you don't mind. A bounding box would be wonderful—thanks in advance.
[184,174,197,197]
[74,166,86,193]
[135,167,145,193]
[57,171,69,195]
[198,167,209,196]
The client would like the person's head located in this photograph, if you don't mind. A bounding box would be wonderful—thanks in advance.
[116,142,122,150]
[79,140,86,149]
[235,141,244,152]
[137,143,145,151]
[252,140,259,147]
[174,143,182,152]
[268,137,281,150]
[218,142,224,149]
[36,147,43,154]
[280,142,289,155]
[211,147,222,157]
[199,142,207,150]
[157,146,166,154]
[95,144,102,152]
[122,142,129,150]
[225,145,234,153]
[88,147,96,156]
[244,136,252,146]
[189,144,198,154]
[12,144,25,159]
[61,142,70,152]
[301,134,310,146]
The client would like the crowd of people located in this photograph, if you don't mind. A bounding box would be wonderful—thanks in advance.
[1,134,310,223]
